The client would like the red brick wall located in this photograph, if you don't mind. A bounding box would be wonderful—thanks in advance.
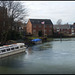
[54,28,71,34]
[26,20,32,34]
[32,24,53,36]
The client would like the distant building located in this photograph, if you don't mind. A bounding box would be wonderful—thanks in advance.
[53,23,75,35]
[12,21,26,34]
[70,23,75,35]
[26,19,53,36]
[53,24,71,34]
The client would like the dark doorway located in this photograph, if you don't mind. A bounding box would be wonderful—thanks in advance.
[38,30,42,37]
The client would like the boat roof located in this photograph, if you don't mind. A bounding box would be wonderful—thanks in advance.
[0,43,25,50]
[0,47,4,50]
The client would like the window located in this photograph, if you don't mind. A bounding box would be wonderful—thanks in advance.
[11,48,14,50]
[1,50,6,52]
[57,27,59,29]
[7,48,10,51]
[39,25,41,28]
[45,25,47,28]
[50,25,52,28]
[32,21,34,23]
[33,30,36,33]
[44,30,47,32]
[72,29,74,32]
[49,30,51,32]
[57,29,60,32]
[20,45,24,48]
[12,26,14,30]
[38,21,40,23]
[19,27,21,29]
[33,25,36,28]
[67,32,69,34]
[15,47,18,49]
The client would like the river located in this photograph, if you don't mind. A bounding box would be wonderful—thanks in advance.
[0,38,75,74]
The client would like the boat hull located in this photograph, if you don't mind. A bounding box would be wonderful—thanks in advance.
[0,47,26,58]
[34,41,42,44]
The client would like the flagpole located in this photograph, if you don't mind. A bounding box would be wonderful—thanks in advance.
[41,21,45,37]
[44,23,45,36]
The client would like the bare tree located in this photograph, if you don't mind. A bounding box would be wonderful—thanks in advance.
[0,1,28,29]
[0,1,9,44]
[0,1,28,44]
[57,19,62,25]
[56,19,62,40]
[7,1,28,30]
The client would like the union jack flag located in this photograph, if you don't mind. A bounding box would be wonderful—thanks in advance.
[41,21,45,24]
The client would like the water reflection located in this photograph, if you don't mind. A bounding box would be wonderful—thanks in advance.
[39,43,52,51]
[31,42,52,51]
[0,42,52,69]
[53,38,75,41]
[0,53,27,68]
[27,47,33,54]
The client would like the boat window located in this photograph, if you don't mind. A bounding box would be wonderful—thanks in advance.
[20,45,24,48]
[15,47,19,49]
[11,48,14,50]
[0,48,3,50]
[1,50,6,52]
[0,48,3,49]
[7,48,10,51]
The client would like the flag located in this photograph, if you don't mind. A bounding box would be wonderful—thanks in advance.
[41,21,45,24]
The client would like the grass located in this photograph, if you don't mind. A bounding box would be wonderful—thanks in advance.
[47,38,53,41]
[27,36,53,42]
[27,36,42,40]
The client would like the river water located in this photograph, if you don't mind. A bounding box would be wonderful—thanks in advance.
[0,38,75,74]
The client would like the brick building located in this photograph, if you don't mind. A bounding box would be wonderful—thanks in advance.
[70,23,75,35]
[13,21,26,33]
[53,24,71,34]
[26,19,53,36]
[53,23,75,36]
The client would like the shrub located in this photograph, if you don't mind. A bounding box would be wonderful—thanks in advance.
[7,30,22,40]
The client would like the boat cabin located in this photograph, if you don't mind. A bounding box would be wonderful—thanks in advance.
[0,43,25,54]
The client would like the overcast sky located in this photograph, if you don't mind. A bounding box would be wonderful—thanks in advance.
[21,1,75,24]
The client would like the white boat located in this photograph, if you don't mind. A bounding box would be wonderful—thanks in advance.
[0,43,26,58]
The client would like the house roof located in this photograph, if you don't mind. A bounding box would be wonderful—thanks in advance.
[29,19,53,25]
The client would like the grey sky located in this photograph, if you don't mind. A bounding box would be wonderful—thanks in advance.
[21,1,75,24]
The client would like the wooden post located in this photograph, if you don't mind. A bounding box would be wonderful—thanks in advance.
[44,22,45,37]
